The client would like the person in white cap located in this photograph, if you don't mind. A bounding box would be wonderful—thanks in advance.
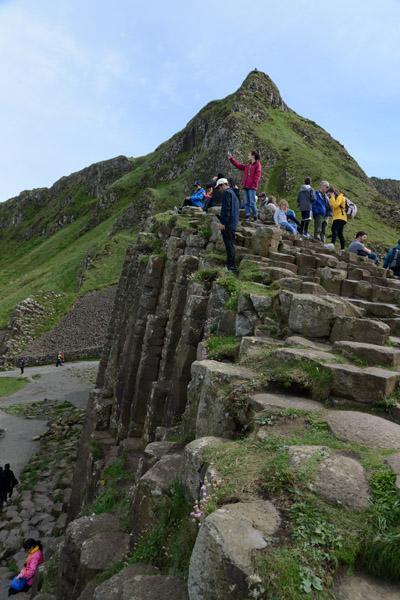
[216,178,240,273]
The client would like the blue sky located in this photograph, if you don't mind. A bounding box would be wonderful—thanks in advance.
[0,0,399,202]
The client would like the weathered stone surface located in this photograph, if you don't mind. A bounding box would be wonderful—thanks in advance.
[325,411,400,449]
[92,563,160,600]
[333,340,400,366]
[183,360,254,439]
[128,453,182,538]
[249,293,274,319]
[348,298,400,318]
[121,574,188,599]
[136,441,182,479]
[330,363,398,403]
[286,335,332,351]
[319,267,348,295]
[288,294,347,337]
[188,501,280,600]
[273,346,336,364]
[385,453,400,490]
[238,336,280,358]
[333,573,400,599]
[310,455,370,509]
[330,316,390,345]
[180,436,229,502]
[288,445,330,469]
[250,392,324,413]
[75,532,131,597]
[236,294,258,337]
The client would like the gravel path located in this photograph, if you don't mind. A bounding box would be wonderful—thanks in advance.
[0,361,98,479]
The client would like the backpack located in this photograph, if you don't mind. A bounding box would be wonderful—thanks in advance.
[389,248,400,270]
[344,197,357,219]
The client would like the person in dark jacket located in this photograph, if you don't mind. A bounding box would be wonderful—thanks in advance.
[20,359,25,375]
[4,464,18,503]
[313,180,332,243]
[296,177,315,237]
[383,241,400,276]
[203,173,226,212]
[0,467,7,513]
[217,178,240,273]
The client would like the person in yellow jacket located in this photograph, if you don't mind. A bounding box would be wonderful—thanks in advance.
[327,187,347,249]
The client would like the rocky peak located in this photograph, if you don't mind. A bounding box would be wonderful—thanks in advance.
[233,70,289,112]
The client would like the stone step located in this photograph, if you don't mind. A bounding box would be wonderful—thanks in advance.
[249,391,325,413]
[269,259,298,274]
[333,340,400,366]
[268,251,296,264]
[325,410,400,449]
[239,336,282,359]
[330,316,391,345]
[286,335,332,352]
[344,297,400,318]
[272,346,398,404]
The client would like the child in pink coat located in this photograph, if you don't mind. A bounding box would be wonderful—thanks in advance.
[8,539,43,596]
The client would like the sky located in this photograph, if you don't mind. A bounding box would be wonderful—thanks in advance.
[0,0,399,202]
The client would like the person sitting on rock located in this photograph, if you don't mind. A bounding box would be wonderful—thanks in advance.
[273,199,297,234]
[287,208,301,233]
[8,539,44,596]
[383,240,400,276]
[348,231,379,265]
[296,177,315,237]
[176,181,206,213]
[258,192,268,209]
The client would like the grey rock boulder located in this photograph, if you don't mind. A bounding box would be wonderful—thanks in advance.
[310,455,370,509]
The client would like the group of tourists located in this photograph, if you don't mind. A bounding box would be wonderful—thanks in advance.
[178,150,400,275]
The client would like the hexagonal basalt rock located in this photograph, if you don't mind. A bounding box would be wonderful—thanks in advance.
[188,501,280,600]
[310,455,370,509]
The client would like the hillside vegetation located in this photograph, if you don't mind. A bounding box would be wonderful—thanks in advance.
[0,70,398,334]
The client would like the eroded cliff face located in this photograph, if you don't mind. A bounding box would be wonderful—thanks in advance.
[56,207,400,600]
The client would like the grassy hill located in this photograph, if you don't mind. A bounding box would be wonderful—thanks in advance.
[0,70,398,334]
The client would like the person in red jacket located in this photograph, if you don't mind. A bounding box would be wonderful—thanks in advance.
[228,151,262,221]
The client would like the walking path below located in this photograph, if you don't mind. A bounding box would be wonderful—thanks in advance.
[0,360,98,599]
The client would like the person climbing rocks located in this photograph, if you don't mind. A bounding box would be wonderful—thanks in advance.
[20,359,25,375]
[216,178,240,273]
[383,240,400,276]
[348,231,379,265]
[228,150,262,221]
[296,177,315,237]
[4,463,18,504]
[8,539,44,596]
[313,180,332,243]
[327,187,347,250]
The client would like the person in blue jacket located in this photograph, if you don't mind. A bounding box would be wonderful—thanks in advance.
[312,180,332,243]
[182,181,205,208]
[217,178,239,273]
[383,240,400,276]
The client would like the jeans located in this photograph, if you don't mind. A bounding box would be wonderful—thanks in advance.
[331,219,346,249]
[313,214,328,243]
[280,221,298,234]
[221,227,236,271]
[359,250,379,265]
[242,188,257,217]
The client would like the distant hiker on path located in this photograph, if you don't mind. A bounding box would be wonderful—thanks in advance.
[348,231,379,265]
[56,353,62,367]
[20,359,25,375]
[228,150,262,221]
[383,240,400,275]
[296,177,315,237]
[4,463,18,504]
[327,187,347,250]
[313,180,332,243]
[61,352,65,365]
[0,467,7,513]
[8,539,44,596]
[217,178,240,273]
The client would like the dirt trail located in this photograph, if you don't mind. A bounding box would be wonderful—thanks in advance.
[0,360,98,479]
